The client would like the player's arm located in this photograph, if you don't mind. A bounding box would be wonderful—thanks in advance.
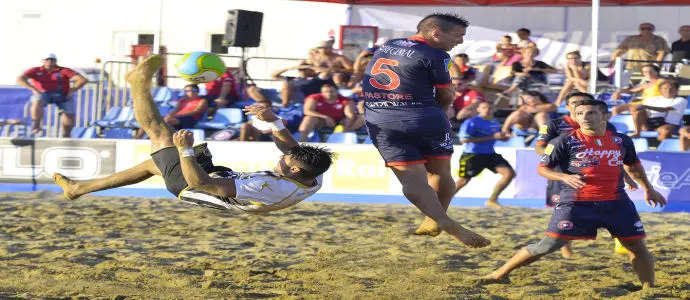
[17,68,41,95]
[243,104,298,154]
[435,85,455,111]
[534,123,557,155]
[174,130,237,198]
[430,54,454,110]
[621,136,666,207]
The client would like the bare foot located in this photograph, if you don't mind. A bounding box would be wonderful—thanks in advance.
[413,217,442,237]
[438,220,491,248]
[52,173,81,200]
[125,55,163,86]
[485,200,502,209]
[560,243,573,259]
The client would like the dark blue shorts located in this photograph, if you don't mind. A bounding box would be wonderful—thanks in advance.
[545,199,646,241]
[174,115,199,129]
[365,119,454,166]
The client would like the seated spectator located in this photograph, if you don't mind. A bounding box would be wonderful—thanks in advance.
[305,40,354,88]
[516,28,537,50]
[493,35,518,62]
[298,84,362,142]
[629,80,686,140]
[680,126,690,151]
[611,64,665,115]
[204,68,239,109]
[136,84,208,139]
[17,54,87,137]
[448,78,485,122]
[501,91,556,133]
[452,53,478,81]
[555,51,609,106]
[239,102,303,141]
[501,47,556,96]
[610,23,669,72]
[263,63,334,107]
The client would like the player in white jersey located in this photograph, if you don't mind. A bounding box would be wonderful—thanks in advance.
[53,55,334,214]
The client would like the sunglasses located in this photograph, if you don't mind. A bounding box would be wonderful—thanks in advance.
[184,89,198,92]
[640,27,654,31]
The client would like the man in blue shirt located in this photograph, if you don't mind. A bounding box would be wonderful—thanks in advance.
[457,102,515,208]
[362,13,490,248]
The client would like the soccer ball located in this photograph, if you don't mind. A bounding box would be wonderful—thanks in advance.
[175,51,226,83]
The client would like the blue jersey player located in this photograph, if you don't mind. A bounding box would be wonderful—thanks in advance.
[362,13,490,248]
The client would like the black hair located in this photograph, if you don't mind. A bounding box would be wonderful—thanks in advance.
[642,64,661,73]
[573,99,608,114]
[517,28,531,35]
[454,53,469,59]
[184,83,199,91]
[287,144,335,180]
[503,35,513,41]
[417,13,469,34]
[565,92,596,105]
[523,91,548,104]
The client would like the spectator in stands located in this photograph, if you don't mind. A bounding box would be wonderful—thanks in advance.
[516,28,537,50]
[611,64,665,115]
[452,53,478,81]
[448,78,485,122]
[501,91,556,133]
[555,51,609,106]
[239,101,302,142]
[204,68,239,110]
[134,84,209,139]
[494,36,518,62]
[629,80,686,140]
[671,25,690,71]
[680,126,690,151]
[305,40,354,88]
[268,63,334,107]
[17,54,88,137]
[610,23,670,72]
[500,47,556,96]
[298,84,361,142]
[348,39,389,90]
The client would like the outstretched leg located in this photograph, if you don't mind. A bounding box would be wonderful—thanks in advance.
[125,55,175,153]
[53,159,161,200]
[485,236,568,279]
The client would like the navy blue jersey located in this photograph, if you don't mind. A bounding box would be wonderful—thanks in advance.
[362,36,453,124]
[459,116,501,154]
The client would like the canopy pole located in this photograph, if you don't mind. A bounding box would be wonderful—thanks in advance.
[589,0,600,94]
[153,0,163,54]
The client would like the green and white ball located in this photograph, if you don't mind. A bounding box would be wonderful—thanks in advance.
[175,51,226,83]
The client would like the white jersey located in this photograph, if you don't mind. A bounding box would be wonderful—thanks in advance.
[178,170,322,214]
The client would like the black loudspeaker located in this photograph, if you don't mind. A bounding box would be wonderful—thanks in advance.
[223,10,263,48]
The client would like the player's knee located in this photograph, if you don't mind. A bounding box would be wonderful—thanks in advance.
[525,236,568,256]
[618,238,648,255]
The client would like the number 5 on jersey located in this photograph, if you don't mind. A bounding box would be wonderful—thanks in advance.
[369,58,400,91]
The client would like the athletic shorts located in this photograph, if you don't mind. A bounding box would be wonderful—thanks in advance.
[546,179,562,207]
[458,153,511,178]
[150,144,225,197]
[545,199,646,241]
[366,119,454,166]
[173,115,200,129]
[646,117,668,130]
[32,92,74,115]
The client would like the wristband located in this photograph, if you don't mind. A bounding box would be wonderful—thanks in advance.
[271,119,285,131]
[179,148,194,157]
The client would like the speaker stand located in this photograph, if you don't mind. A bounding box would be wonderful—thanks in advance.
[238,47,255,95]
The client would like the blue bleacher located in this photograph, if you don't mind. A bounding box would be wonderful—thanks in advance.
[71,126,97,139]
[632,138,649,151]
[293,130,321,143]
[196,108,243,129]
[153,87,174,106]
[326,132,358,144]
[362,136,373,144]
[93,106,133,128]
[657,139,681,151]
[495,136,526,148]
[126,105,173,128]
[103,128,133,139]
[609,114,633,133]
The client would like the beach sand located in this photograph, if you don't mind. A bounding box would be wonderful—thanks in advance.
[1,191,688,299]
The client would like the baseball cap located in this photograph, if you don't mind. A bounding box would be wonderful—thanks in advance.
[44,54,57,60]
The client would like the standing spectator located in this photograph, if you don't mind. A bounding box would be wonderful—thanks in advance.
[17,54,87,137]
[670,25,690,71]
[516,28,537,50]
[611,64,665,115]
[629,80,686,140]
[448,78,485,122]
[555,51,609,106]
[136,83,208,138]
[501,47,556,96]
[298,84,361,142]
[306,40,354,88]
[268,63,333,107]
[610,23,670,72]
[204,68,239,110]
[501,91,556,133]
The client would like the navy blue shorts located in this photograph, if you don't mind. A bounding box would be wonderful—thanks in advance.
[546,179,561,207]
[174,115,199,129]
[366,119,454,166]
[545,199,646,241]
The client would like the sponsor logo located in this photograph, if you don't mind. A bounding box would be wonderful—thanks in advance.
[567,135,581,145]
[645,165,690,190]
[544,144,555,155]
[575,148,622,166]
[558,221,574,230]
[570,158,599,168]
[444,58,452,73]
[539,125,548,134]
[634,220,643,228]
[392,40,418,47]
[612,136,623,144]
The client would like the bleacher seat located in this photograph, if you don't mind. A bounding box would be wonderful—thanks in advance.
[609,114,634,133]
[71,126,98,139]
[293,130,321,143]
[639,131,660,139]
[632,138,649,151]
[495,136,526,148]
[196,108,243,129]
[103,128,133,139]
[362,136,373,144]
[326,132,358,144]
[152,87,174,105]
[126,105,173,128]
[0,124,29,137]
[184,128,206,142]
[231,100,256,109]
[657,139,681,151]
[94,106,133,128]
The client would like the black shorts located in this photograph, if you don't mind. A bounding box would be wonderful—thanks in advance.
[151,145,227,197]
[646,117,667,130]
[458,153,511,178]
[174,115,200,129]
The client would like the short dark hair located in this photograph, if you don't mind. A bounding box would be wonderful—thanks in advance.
[660,79,680,90]
[642,64,661,73]
[573,99,608,114]
[503,35,513,41]
[287,144,335,179]
[567,50,581,58]
[523,91,548,104]
[184,84,199,91]
[454,53,469,59]
[321,83,337,90]
[417,13,469,34]
[517,28,531,35]
[566,92,595,105]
